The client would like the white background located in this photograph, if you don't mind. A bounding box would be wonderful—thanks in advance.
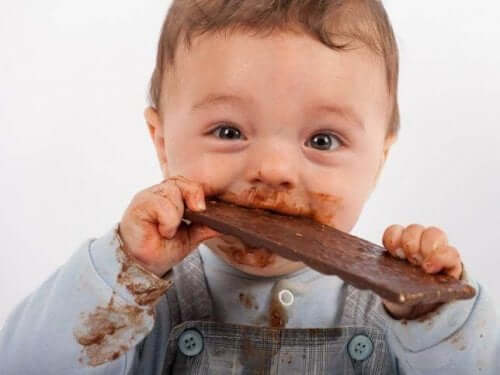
[1,1,499,328]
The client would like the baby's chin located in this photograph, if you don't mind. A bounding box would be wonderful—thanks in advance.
[204,236,306,277]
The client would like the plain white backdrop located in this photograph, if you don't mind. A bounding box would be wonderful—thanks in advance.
[1,1,499,328]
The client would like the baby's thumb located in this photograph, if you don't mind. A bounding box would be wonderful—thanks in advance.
[188,224,221,247]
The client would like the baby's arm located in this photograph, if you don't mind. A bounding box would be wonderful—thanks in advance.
[0,177,216,374]
[0,225,169,374]
[381,224,499,374]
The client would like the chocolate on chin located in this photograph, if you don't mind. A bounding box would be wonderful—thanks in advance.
[184,200,476,306]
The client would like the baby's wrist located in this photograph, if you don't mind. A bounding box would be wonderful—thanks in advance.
[383,300,443,321]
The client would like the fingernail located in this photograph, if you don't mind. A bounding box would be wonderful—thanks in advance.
[409,254,423,265]
[197,201,206,211]
[166,229,176,239]
[423,261,435,272]
[395,248,406,259]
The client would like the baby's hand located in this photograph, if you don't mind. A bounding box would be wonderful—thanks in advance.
[118,176,219,277]
[381,224,463,319]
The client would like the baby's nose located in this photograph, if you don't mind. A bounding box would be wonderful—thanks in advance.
[247,141,299,190]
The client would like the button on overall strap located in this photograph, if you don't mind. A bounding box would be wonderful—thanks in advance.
[161,250,214,374]
[166,321,390,375]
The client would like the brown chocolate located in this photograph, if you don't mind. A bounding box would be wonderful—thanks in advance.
[184,200,476,306]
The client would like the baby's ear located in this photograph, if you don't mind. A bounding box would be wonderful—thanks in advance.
[144,107,169,177]
[371,133,398,191]
[145,107,161,140]
[382,133,397,162]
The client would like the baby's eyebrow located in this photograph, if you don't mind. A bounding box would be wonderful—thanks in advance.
[191,92,364,131]
[191,93,249,112]
[309,104,365,132]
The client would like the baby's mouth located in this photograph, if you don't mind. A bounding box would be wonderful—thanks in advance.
[206,192,307,268]
[212,186,342,227]
[216,188,310,218]
[225,244,276,267]
[206,189,340,267]
[207,233,275,268]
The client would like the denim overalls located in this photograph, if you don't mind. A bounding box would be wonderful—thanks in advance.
[130,251,398,374]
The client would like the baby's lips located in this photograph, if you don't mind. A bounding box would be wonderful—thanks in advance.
[200,182,222,199]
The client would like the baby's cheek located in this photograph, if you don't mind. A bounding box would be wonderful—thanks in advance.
[309,188,368,233]
[166,159,238,197]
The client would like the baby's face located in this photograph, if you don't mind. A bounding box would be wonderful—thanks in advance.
[148,31,395,276]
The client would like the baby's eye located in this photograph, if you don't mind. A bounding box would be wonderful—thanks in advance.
[212,125,244,140]
[306,132,342,151]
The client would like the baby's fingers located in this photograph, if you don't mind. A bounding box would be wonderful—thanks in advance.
[383,224,406,259]
[423,245,462,279]
[143,189,183,239]
[400,224,425,265]
[187,224,220,248]
[420,226,448,260]
[170,175,206,212]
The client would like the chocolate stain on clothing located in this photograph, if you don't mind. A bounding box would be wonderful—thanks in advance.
[239,328,281,370]
[269,298,288,328]
[268,281,296,329]
[74,293,148,367]
[239,292,259,310]
[115,246,173,306]
[74,238,172,367]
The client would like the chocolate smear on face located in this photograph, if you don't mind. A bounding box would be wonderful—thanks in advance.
[219,188,342,226]
[217,241,276,268]
[207,188,342,269]
[308,191,343,225]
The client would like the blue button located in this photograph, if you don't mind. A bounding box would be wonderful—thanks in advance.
[178,329,204,357]
[347,334,373,361]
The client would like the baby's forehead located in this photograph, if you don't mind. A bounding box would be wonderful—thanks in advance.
[159,32,391,139]
[165,30,388,103]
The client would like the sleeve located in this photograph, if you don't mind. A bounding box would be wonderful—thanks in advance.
[0,223,173,375]
[381,267,499,375]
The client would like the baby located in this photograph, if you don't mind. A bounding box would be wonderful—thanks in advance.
[1,0,498,374]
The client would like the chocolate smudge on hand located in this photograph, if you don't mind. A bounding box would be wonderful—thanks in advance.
[116,246,173,306]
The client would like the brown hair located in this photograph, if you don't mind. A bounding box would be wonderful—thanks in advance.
[148,0,400,136]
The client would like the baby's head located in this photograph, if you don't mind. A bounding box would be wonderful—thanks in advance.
[146,0,399,276]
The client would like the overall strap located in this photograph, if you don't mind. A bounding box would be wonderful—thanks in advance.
[130,250,213,375]
[160,250,214,375]
[338,284,397,374]
[167,249,214,326]
[337,283,387,331]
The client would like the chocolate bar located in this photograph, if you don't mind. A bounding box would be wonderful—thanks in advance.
[184,200,476,305]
